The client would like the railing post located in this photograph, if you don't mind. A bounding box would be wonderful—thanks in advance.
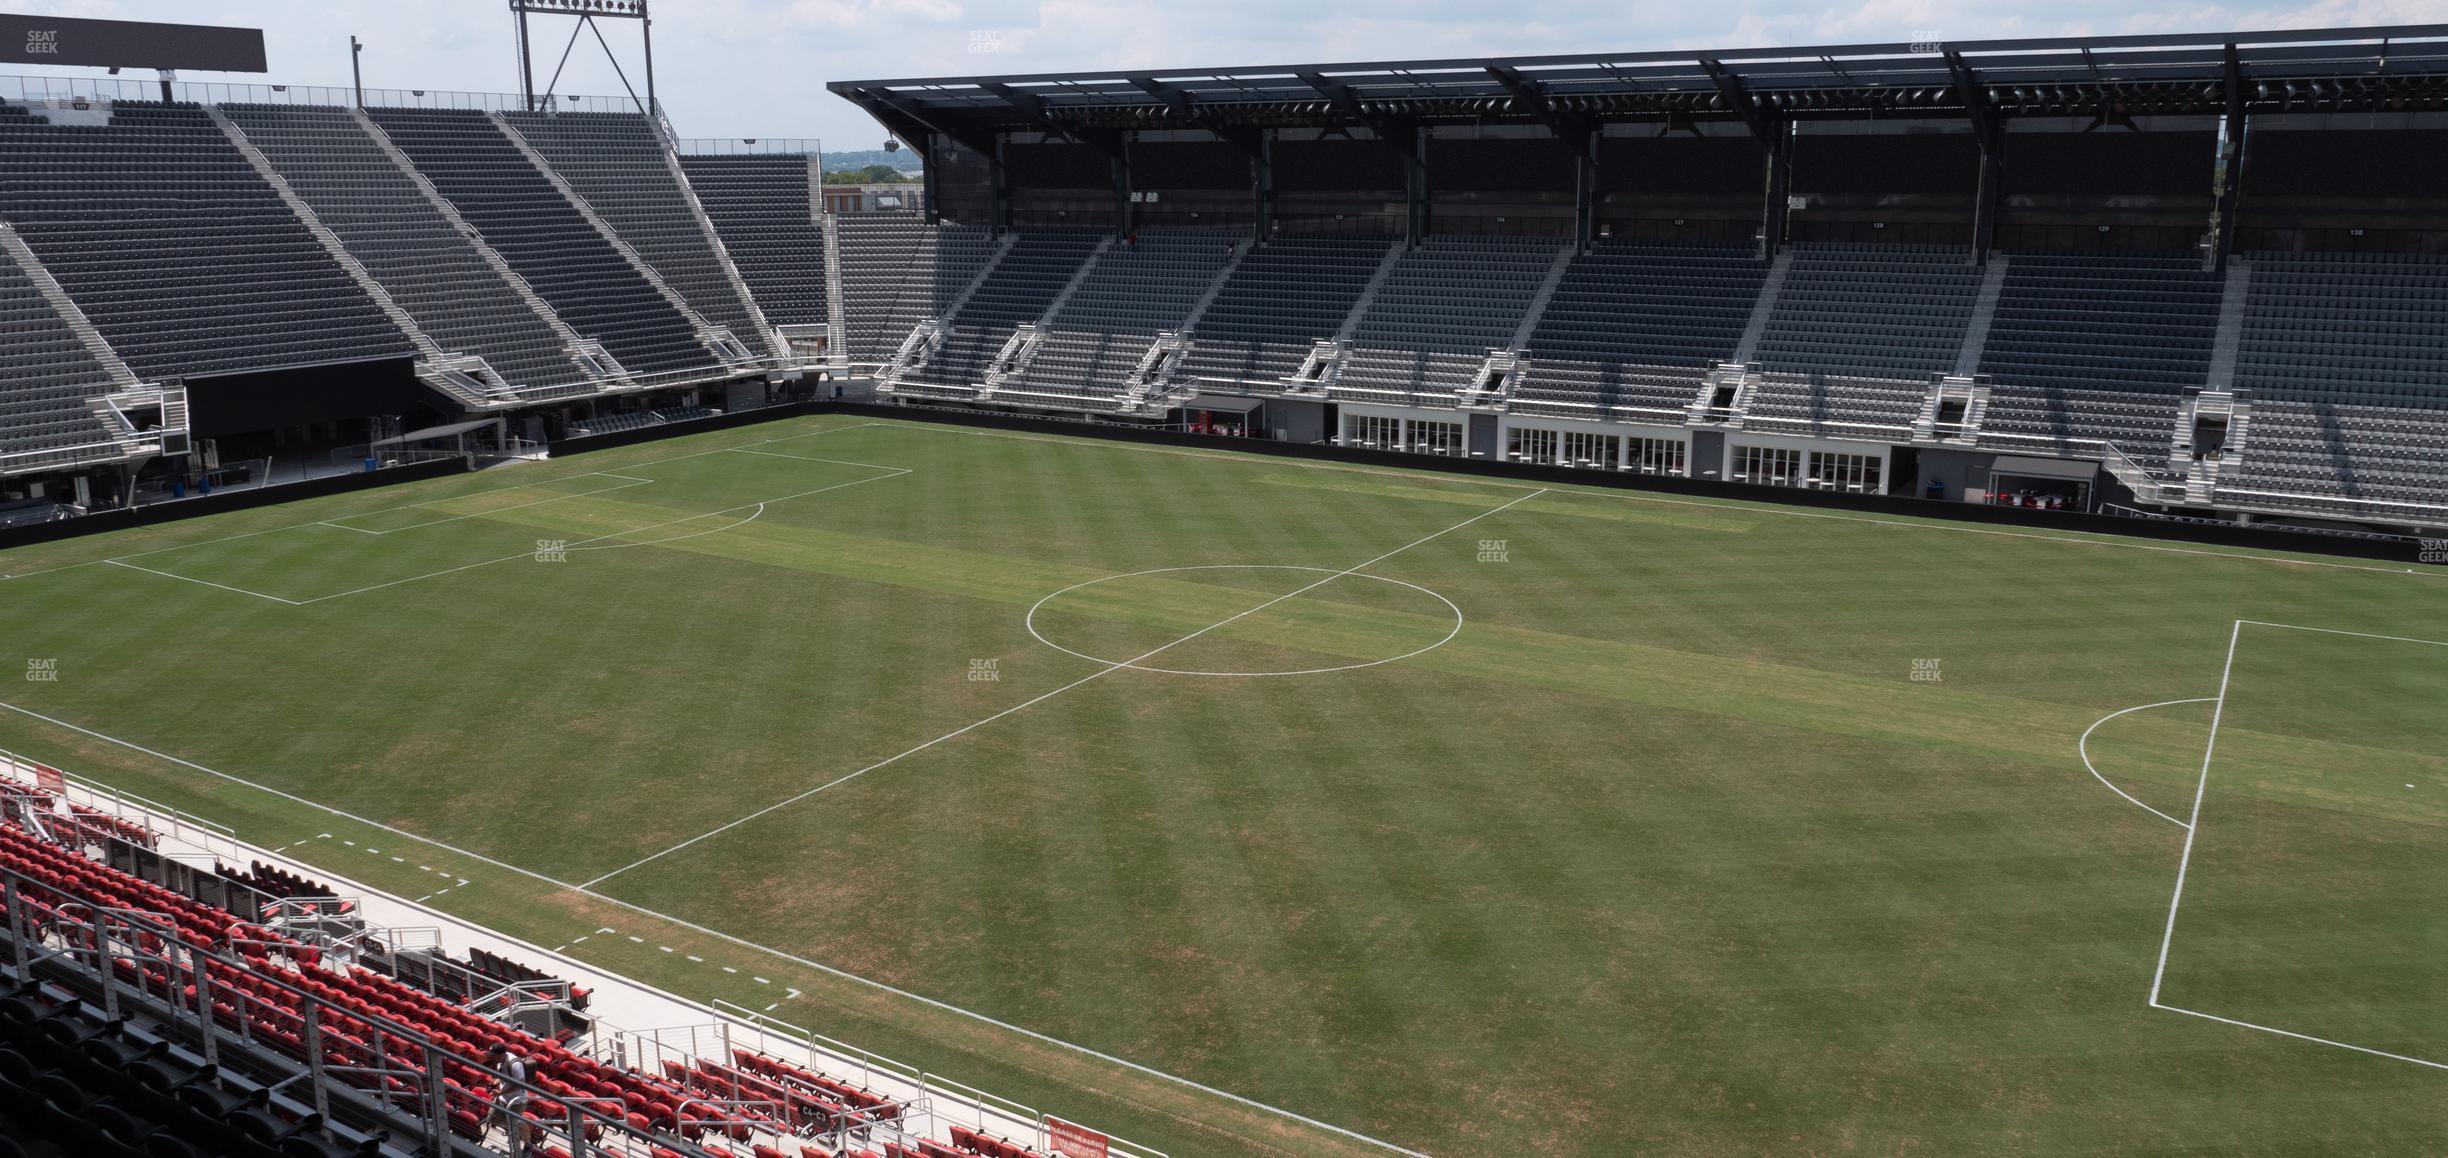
[423,1041,453,1153]
[94,916,124,1024]
[301,1001,335,1135]
[192,944,218,1068]
[1,878,24,984]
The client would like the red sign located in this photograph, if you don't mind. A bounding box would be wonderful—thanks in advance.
[1046,1118,1110,1158]
[31,763,64,797]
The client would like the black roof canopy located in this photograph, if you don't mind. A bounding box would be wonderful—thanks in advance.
[832,24,2448,143]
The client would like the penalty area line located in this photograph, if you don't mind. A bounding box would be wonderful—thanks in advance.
[0,698,1432,1158]
[2152,1002,2448,1073]
[289,467,908,605]
[101,559,302,605]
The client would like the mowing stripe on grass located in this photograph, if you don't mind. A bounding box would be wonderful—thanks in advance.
[578,486,1549,889]
[886,421,2441,578]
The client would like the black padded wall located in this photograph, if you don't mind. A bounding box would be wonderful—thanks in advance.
[1133,140,1249,190]
[186,357,426,437]
[1429,138,1575,192]
[2002,131,2215,196]
[1274,139,1404,191]
[1004,141,1109,188]
[2246,128,2448,197]
[1598,136,1760,194]
[1793,133,1979,195]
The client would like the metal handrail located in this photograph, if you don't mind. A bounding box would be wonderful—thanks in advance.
[1,862,730,1157]
[676,137,823,156]
[0,73,624,111]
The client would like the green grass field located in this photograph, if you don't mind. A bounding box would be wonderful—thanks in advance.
[2,414,2445,1155]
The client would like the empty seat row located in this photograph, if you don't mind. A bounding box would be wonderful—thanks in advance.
[0,100,412,380]
[1175,234,1395,384]
[220,103,597,397]
[506,111,770,347]
[364,105,715,380]
[680,153,828,326]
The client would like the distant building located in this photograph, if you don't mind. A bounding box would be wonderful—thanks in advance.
[823,182,915,214]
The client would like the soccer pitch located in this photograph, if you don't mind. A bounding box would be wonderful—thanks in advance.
[2,413,2444,1155]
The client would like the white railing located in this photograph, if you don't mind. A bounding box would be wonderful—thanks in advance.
[0,436,148,477]
[0,748,241,863]
[2213,486,2448,520]
[676,138,823,156]
[2096,440,2178,500]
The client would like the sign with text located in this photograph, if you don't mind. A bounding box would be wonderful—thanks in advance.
[32,762,65,797]
[0,16,267,73]
[1046,1118,1110,1158]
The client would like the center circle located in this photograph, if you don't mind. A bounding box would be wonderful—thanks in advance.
[1024,564,1464,677]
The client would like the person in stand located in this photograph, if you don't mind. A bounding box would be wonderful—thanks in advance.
[485,1043,536,1156]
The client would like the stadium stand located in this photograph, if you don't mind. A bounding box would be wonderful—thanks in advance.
[995,230,1236,411]
[2234,251,2448,408]
[0,243,137,469]
[217,103,598,399]
[364,107,713,380]
[1978,252,2224,395]
[834,212,996,367]
[897,230,1103,391]
[1511,242,1767,420]
[1741,372,1926,438]
[1753,244,1983,379]
[1331,236,1567,406]
[2223,399,2448,516]
[679,154,829,327]
[0,101,411,380]
[1978,385,2186,470]
[500,111,772,352]
[3,30,2446,535]
[1173,234,1395,387]
[0,755,1122,1158]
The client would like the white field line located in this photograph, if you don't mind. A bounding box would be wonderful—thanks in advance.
[579,486,1549,890]
[2139,619,2448,1075]
[94,447,908,607]
[6,421,892,577]
[2075,698,2216,829]
[102,559,303,605]
[2235,620,2448,648]
[722,447,912,473]
[567,503,765,553]
[0,700,1433,1158]
[2152,1004,2448,1072]
[0,558,105,583]
[321,474,659,535]
[292,468,908,605]
[883,421,2441,579]
[1024,566,1464,677]
[2149,620,2243,1007]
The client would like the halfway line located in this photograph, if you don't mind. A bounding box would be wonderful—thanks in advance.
[2148,619,2243,1007]
[578,487,1548,889]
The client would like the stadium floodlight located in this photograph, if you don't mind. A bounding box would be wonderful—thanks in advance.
[508,0,655,114]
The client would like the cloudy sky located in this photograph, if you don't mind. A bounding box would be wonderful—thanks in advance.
[6,0,2444,150]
